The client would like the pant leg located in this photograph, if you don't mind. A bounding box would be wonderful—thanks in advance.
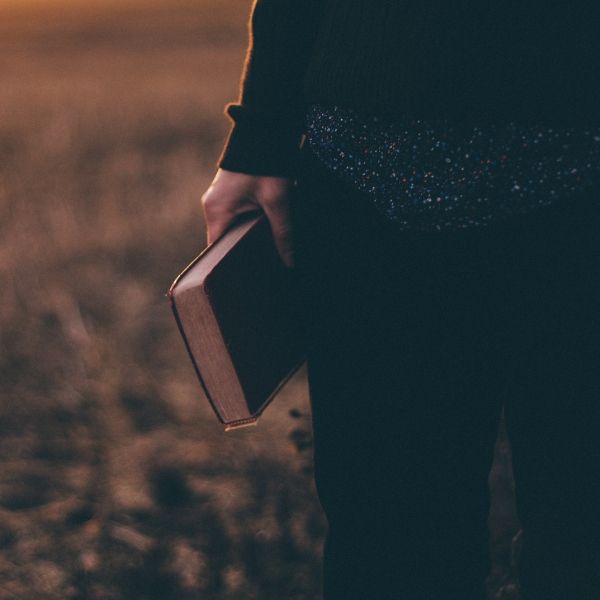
[500,192,600,600]
[290,142,513,600]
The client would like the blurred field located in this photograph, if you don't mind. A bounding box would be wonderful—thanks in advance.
[0,1,520,598]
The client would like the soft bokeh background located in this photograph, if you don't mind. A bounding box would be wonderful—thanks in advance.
[0,1,520,598]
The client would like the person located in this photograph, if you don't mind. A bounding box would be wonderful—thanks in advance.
[200,1,600,599]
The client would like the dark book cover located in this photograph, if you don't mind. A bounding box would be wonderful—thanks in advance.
[167,210,306,430]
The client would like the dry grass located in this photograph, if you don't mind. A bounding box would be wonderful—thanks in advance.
[0,2,520,598]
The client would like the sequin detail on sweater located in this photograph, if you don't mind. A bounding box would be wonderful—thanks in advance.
[304,103,600,231]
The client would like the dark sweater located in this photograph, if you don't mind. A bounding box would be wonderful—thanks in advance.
[216,0,600,178]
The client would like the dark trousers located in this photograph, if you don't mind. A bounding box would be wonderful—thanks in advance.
[290,141,600,600]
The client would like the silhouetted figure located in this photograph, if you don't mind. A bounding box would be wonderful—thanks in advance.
[203,2,600,598]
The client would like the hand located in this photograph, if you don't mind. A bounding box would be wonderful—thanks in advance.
[201,168,296,268]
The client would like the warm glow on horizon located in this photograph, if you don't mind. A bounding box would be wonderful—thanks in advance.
[0,0,197,15]
[0,0,151,5]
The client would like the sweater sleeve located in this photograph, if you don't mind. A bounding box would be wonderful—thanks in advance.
[216,0,324,178]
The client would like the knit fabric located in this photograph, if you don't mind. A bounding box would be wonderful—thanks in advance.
[304,103,600,230]
[217,0,600,179]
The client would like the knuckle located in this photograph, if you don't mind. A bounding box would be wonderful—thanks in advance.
[201,193,224,215]
[200,191,214,206]
[259,191,282,207]
[265,196,292,218]
[257,182,288,206]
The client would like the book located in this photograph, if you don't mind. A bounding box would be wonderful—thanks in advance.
[167,209,306,431]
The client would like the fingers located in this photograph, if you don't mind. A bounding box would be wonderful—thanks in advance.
[203,205,234,245]
[201,190,255,245]
[200,170,296,269]
[260,190,295,269]
[201,193,228,244]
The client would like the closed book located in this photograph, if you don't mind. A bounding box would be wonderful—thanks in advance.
[167,209,306,431]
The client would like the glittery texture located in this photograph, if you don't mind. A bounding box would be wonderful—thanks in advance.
[305,103,600,231]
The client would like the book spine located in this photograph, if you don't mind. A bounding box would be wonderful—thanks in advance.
[167,290,222,421]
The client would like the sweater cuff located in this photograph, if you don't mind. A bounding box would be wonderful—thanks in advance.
[216,104,305,178]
